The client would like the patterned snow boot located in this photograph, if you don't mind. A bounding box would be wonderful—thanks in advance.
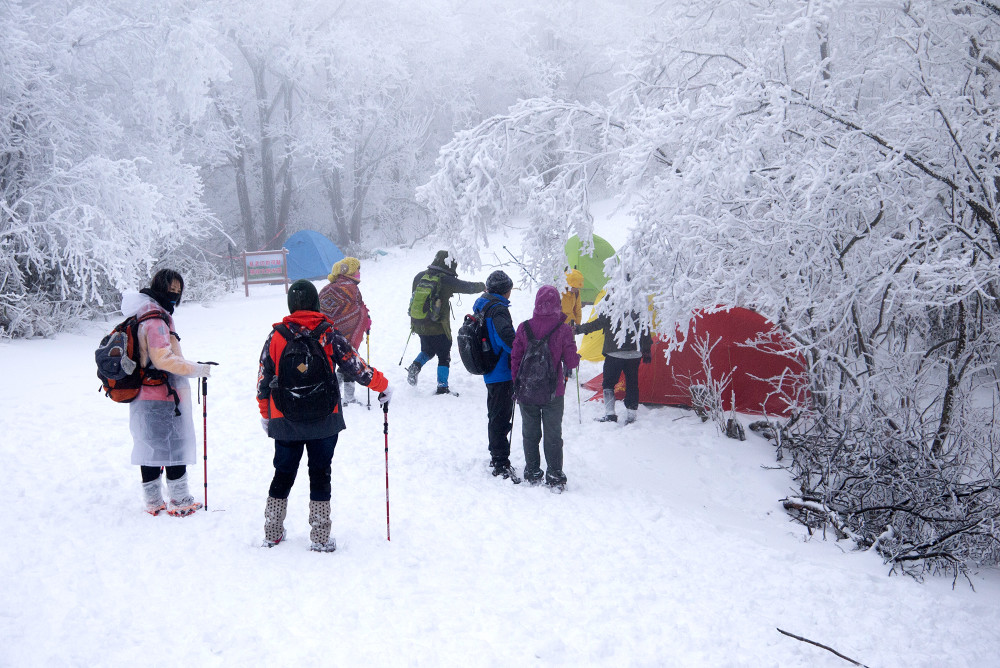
[309,500,337,553]
[165,472,203,517]
[142,478,166,516]
[263,496,288,547]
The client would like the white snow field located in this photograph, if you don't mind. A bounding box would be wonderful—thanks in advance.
[3,236,1000,667]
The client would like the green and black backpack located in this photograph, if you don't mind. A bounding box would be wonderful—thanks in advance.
[409,272,443,322]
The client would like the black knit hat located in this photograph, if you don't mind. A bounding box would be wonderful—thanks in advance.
[486,270,513,295]
[287,279,320,313]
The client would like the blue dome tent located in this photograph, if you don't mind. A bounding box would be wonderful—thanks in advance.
[283,230,345,281]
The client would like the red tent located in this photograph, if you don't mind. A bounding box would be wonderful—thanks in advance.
[582,307,808,416]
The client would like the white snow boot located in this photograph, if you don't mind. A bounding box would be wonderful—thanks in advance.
[595,389,618,423]
[263,496,287,547]
[309,500,337,553]
[165,472,202,517]
[624,408,638,425]
[142,478,166,516]
[342,379,360,405]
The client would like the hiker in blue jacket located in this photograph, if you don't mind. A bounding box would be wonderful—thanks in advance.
[472,270,519,480]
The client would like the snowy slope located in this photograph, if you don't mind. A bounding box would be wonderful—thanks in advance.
[2,234,1000,668]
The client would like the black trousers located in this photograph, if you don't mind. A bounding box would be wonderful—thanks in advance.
[418,333,452,367]
[486,380,515,463]
[268,435,339,501]
[140,465,185,483]
[602,355,641,410]
[519,395,565,481]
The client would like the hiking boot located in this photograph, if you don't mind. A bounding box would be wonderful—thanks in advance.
[491,461,522,483]
[595,414,618,423]
[435,386,458,396]
[406,361,421,386]
[264,496,288,546]
[142,478,166,516]
[523,468,544,486]
[308,500,336,553]
[165,473,202,517]
[546,470,567,493]
[624,409,637,425]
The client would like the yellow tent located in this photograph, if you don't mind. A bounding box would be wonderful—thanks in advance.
[578,290,607,362]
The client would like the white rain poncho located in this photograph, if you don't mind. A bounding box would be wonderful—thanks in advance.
[120,291,206,467]
[129,376,197,466]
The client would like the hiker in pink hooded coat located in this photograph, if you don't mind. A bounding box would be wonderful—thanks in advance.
[510,285,579,490]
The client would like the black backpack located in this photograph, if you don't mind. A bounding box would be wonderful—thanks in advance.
[458,302,501,375]
[270,321,339,421]
[514,322,558,406]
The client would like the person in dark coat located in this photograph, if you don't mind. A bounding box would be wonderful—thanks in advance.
[472,270,519,480]
[511,285,580,490]
[257,279,392,552]
[406,250,485,395]
[575,293,653,425]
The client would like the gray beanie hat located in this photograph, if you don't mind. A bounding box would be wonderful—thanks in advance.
[287,279,320,313]
[486,270,513,295]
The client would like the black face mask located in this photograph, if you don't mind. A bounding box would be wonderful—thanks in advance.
[166,291,182,307]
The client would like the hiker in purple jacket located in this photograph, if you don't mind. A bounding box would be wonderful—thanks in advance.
[510,285,580,491]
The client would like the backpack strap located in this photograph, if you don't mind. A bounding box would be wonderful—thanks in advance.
[134,310,181,416]
[525,321,555,343]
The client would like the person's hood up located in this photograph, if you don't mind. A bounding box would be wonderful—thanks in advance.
[429,250,457,274]
[565,269,584,289]
[533,285,562,318]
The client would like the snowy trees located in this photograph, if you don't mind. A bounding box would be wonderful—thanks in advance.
[1,2,222,338]
[418,0,1000,573]
[3,0,611,337]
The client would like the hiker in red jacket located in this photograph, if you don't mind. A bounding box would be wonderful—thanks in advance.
[319,256,372,406]
[257,279,391,552]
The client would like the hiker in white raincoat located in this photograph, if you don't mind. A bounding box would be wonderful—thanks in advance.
[122,269,214,517]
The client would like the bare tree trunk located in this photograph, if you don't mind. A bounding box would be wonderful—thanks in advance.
[253,63,278,248]
[322,170,349,247]
[932,301,967,457]
[274,83,294,248]
[234,151,258,250]
[212,94,258,250]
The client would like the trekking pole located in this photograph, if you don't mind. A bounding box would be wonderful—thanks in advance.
[576,372,582,424]
[398,330,413,366]
[383,401,391,541]
[366,331,372,410]
[197,362,219,511]
[502,245,537,282]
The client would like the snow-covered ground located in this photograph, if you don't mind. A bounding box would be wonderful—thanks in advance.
[3,225,1000,667]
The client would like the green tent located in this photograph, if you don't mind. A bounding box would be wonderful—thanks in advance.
[564,234,615,304]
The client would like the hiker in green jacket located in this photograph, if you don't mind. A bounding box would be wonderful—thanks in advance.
[405,250,485,395]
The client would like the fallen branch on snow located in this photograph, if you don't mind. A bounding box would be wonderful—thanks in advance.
[776,628,870,667]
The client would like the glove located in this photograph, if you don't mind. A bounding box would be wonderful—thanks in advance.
[641,351,652,365]
[195,363,213,378]
[378,385,393,407]
[572,324,582,336]
[260,418,270,435]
